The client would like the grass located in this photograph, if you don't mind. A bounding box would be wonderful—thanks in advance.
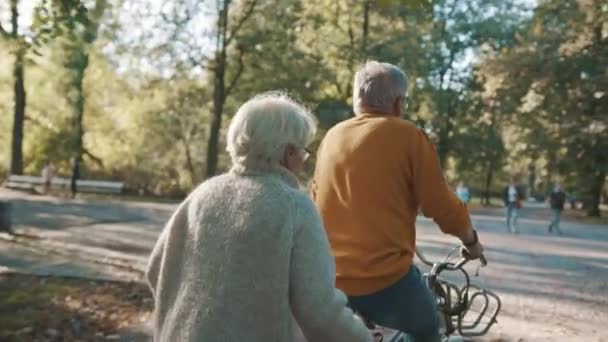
[0,273,152,342]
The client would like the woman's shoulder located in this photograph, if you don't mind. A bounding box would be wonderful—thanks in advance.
[286,189,322,227]
[289,186,316,207]
[192,171,306,204]
[188,173,231,195]
[261,179,317,218]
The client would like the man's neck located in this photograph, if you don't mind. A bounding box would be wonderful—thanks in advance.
[357,111,399,118]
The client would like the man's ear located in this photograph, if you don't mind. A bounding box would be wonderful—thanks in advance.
[393,96,403,117]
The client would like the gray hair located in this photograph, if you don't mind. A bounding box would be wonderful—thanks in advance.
[226,91,318,171]
[352,61,408,115]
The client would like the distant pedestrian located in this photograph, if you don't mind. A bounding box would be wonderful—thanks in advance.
[548,183,566,234]
[41,160,54,195]
[70,158,81,198]
[503,176,524,234]
[456,182,471,203]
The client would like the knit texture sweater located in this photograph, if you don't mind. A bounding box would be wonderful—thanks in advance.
[312,113,472,295]
[145,165,372,342]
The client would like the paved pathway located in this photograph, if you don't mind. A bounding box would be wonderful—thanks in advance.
[1,188,607,341]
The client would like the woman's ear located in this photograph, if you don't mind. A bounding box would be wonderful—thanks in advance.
[281,145,294,166]
[285,145,297,157]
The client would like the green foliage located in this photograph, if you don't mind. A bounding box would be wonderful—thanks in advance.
[0,0,604,213]
[489,0,607,215]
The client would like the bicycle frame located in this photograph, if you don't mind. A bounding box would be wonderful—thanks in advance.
[360,248,501,342]
[416,248,501,338]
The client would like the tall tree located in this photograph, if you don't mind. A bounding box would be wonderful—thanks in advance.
[0,0,27,175]
[414,0,527,167]
[144,0,258,178]
[493,0,607,216]
[34,0,108,164]
[206,0,257,178]
[296,0,430,125]
[453,71,507,205]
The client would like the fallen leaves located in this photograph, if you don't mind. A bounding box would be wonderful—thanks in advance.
[0,273,152,342]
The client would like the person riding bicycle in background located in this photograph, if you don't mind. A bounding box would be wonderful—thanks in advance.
[311,61,484,342]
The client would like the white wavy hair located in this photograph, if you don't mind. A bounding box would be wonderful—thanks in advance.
[352,61,408,115]
[226,91,318,171]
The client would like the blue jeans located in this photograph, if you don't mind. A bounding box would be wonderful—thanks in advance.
[348,266,441,342]
[548,208,562,234]
[506,202,519,233]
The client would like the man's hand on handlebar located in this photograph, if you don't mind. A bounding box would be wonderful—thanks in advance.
[461,229,484,260]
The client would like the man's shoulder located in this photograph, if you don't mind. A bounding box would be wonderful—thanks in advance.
[382,117,421,133]
[328,116,421,136]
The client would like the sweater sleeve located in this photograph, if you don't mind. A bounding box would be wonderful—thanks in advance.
[145,226,168,296]
[145,197,191,296]
[410,129,473,240]
[289,196,372,342]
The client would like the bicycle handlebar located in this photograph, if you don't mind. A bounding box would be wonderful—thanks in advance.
[365,247,500,339]
[415,247,487,271]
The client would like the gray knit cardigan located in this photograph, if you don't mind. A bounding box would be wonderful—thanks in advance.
[145,165,372,342]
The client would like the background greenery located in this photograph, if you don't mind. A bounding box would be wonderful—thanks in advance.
[1,0,606,214]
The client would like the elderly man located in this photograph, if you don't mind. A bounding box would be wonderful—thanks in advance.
[311,61,484,341]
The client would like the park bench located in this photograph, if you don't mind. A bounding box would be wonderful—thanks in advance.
[3,174,125,195]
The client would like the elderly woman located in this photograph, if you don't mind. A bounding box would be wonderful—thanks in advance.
[145,92,372,342]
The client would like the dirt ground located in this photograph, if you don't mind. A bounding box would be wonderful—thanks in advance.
[0,273,152,342]
[416,212,608,341]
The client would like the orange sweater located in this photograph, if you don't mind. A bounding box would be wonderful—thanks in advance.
[311,113,472,296]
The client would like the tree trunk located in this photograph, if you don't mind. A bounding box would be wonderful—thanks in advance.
[62,0,105,163]
[483,160,494,206]
[435,74,456,169]
[585,170,605,217]
[206,67,225,178]
[182,139,196,185]
[205,3,229,179]
[206,78,225,178]
[581,24,606,215]
[10,48,25,175]
[436,125,451,168]
[527,163,536,198]
[72,54,89,162]
[544,159,554,198]
[9,0,25,175]
[362,0,371,55]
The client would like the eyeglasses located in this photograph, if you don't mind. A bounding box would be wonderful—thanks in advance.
[302,147,311,161]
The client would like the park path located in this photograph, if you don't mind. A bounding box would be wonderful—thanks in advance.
[1,188,607,341]
[416,214,608,341]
